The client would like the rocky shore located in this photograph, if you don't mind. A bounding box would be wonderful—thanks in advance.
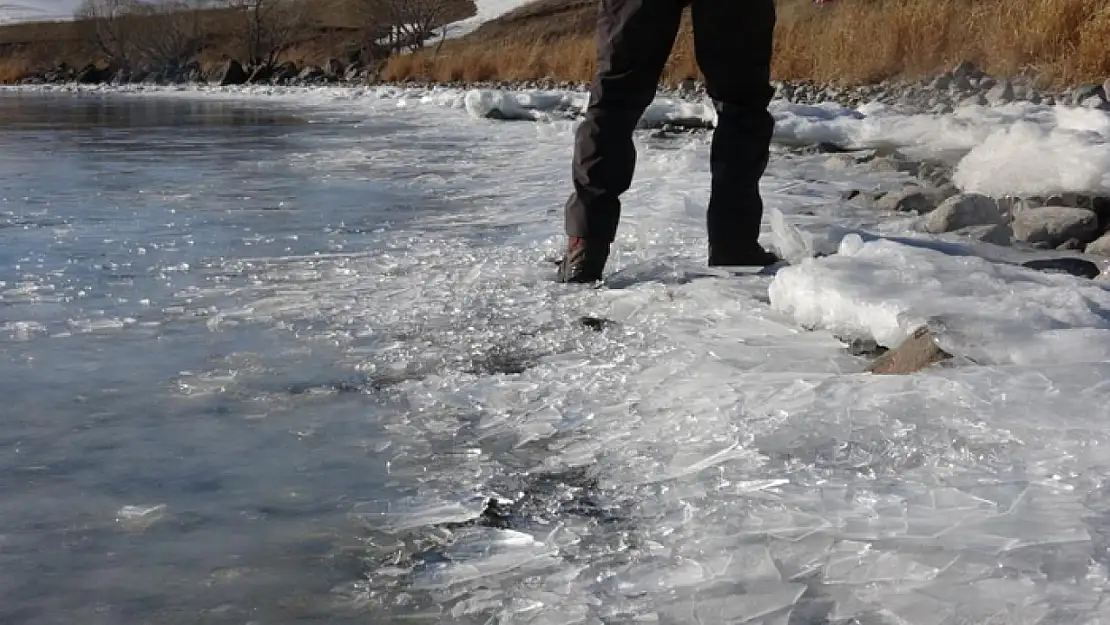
[17,58,1110,112]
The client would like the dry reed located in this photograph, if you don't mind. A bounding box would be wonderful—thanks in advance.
[382,0,1110,87]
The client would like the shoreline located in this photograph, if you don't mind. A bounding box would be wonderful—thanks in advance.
[7,73,1110,268]
[8,59,1109,114]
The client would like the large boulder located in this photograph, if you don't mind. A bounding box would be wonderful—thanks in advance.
[272,61,299,84]
[213,59,248,86]
[923,193,1005,233]
[76,64,108,84]
[1012,206,1100,247]
[868,327,953,375]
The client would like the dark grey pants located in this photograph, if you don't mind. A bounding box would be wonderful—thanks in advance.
[564,0,776,251]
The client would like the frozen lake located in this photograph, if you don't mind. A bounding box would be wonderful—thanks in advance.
[4,85,1110,625]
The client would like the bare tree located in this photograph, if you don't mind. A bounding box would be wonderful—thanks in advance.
[74,0,137,65]
[128,0,206,70]
[354,0,457,54]
[228,0,309,68]
[389,0,456,52]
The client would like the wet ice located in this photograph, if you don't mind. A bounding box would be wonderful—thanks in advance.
[5,84,1110,624]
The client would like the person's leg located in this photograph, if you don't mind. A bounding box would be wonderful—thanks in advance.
[559,0,685,283]
[691,0,778,266]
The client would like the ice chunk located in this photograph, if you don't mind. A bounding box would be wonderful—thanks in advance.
[464,90,541,122]
[768,236,1110,365]
[116,504,167,530]
[350,497,484,531]
[659,584,805,623]
[412,528,559,589]
[953,119,1110,196]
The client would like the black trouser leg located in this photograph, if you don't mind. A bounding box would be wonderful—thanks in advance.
[564,0,685,243]
[691,0,777,255]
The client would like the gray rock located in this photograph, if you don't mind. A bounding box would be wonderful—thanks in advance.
[76,63,108,84]
[1057,238,1085,251]
[933,184,961,202]
[953,223,1013,246]
[924,193,1004,233]
[916,161,955,187]
[325,58,344,77]
[877,187,936,213]
[1093,197,1110,230]
[978,76,998,90]
[1073,83,1105,105]
[869,327,953,375]
[1045,193,1092,209]
[952,60,978,79]
[1012,206,1100,247]
[1022,257,1101,279]
[213,59,247,86]
[930,73,953,90]
[1012,83,1033,101]
[997,196,1034,215]
[960,93,986,107]
[952,74,974,93]
[297,66,326,82]
[247,64,273,84]
[1086,233,1110,257]
[272,61,299,83]
[1081,95,1109,110]
[986,80,1014,105]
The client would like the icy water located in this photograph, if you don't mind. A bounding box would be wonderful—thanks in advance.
[6,87,1110,625]
[0,93,477,624]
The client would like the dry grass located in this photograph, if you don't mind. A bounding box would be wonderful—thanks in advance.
[383,0,1110,87]
[0,57,33,82]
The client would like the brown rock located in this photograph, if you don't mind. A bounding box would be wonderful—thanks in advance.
[868,327,953,375]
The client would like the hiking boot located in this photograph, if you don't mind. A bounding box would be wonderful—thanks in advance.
[707,244,781,267]
[556,237,610,283]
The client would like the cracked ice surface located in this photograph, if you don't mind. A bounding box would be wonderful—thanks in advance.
[4,85,1110,624]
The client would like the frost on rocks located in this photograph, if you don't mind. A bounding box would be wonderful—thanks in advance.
[922,193,1004,233]
[953,223,1013,246]
[1012,206,1100,247]
[986,80,1015,105]
[1086,232,1110,256]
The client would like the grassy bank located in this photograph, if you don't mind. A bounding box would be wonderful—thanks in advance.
[382,0,1110,87]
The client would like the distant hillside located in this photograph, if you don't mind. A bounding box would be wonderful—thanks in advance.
[0,0,477,83]
[0,2,71,24]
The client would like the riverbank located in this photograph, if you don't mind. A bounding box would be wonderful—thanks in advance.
[380,0,1110,88]
[3,0,1110,89]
